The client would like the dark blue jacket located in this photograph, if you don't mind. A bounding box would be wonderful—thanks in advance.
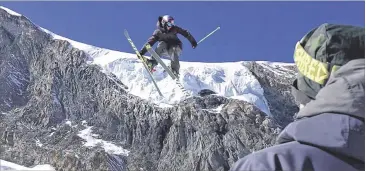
[139,22,197,56]
[230,59,365,171]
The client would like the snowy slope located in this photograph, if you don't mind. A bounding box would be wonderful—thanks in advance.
[1,6,295,115]
[0,159,55,171]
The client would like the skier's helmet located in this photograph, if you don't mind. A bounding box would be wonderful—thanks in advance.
[161,15,175,28]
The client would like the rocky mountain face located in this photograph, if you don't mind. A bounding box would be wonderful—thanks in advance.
[0,8,298,171]
[243,62,298,127]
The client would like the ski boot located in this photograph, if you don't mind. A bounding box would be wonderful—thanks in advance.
[146,58,158,72]
[172,70,180,79]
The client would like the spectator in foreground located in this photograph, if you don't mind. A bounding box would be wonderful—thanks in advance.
[230,23,365,171]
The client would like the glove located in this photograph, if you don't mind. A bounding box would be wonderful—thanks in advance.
[192,41,198,49]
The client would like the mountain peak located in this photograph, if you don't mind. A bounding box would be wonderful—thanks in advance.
[38,26,296,116]
[0,6,295,116]
[0,6,298,171]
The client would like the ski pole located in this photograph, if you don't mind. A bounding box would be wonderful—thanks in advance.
[197,26,220,44]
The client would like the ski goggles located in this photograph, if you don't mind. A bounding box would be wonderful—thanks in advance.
[166,20,175,27]
[294,41,341,85]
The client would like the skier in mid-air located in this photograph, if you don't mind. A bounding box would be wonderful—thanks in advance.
[138,15,198,78]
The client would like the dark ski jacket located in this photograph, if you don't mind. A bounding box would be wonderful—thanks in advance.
[230,58,365,171]
[139,22,197,56]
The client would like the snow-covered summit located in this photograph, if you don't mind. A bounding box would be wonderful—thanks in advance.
[0,6,295,115]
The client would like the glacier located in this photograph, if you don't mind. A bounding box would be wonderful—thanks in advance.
[38,26,296,116]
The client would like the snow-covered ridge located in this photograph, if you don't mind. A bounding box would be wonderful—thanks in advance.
[1,6,296,116]
[0,6,22,17]
[43,28,292,116]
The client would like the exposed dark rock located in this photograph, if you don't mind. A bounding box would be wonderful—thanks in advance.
[198,89,217,97]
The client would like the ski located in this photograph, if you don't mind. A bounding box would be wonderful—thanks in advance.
[145,44,190,98]
[124,29,163,97]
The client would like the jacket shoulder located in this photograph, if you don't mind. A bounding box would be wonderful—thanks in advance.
[230,141,359,171]
[174,25,187,32]
[152,29,162,35]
